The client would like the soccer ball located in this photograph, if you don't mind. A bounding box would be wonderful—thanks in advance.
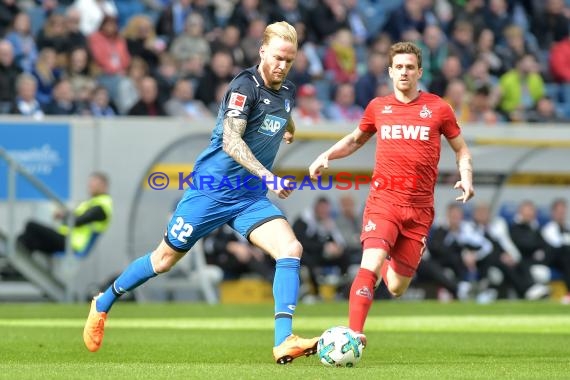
[317,326,364,367]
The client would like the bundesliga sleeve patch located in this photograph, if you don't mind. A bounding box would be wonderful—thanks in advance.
[228,92,247,111]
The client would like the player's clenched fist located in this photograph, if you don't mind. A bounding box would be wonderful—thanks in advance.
[309,154,329,180]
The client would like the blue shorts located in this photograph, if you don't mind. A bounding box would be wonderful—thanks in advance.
[164,189,286,252]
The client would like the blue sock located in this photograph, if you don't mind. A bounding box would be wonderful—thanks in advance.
[96,253,157,313]
[273,257,300,346]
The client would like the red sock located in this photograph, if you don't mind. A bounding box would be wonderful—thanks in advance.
[348,268,378,333]
[381,259,390,288]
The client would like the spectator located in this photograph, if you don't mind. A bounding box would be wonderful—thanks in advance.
[428,204,480,293]
[509,200,552,288]
[66,47,93,99]
[429,55,463,97]
[0,39,22,114]
[240,18,266,67]
[64,6,87,51]
[541,199,570,303]
[88,14,130,101]
[164,78,211,119]
[450,0,486,38]
[323,28,358,84]
[127,75,166,116]
[323,82,363,122]
[194,49,234,110]
[343,0,369,46]
[309,0,349,42]
[227,0,267,38]
[169,13,211,67]
[156,53,181,104]
[44,78,78,115]
[549,34,570,83]
[73,0,118,36]
[17,172,113,257]
[443,79,471,124]
[5,12,38,72]
[470,203,549,300]
[203,224,274,283]
[155,0,195,44]
[335,194,362,265]
[463,59,499,102]
[0,0,20,37]
[526,96,568,123]
[448,20,477,72]
[210,24,246,70]
[475,28,502,76]
[88,14,130,76]
[291,83,324,126]
[35,13,69,66]
[293,196,348,301]
[382,0,429,42]
[296,21,324,80]
[495,24,541,75]
[354,51,388,109]
[417,24,448,89]
[467,85,501,124]
[498,53,545,121]
[114,54,141,112]
[9,73,44,119]
[31,47,62,105]
[530,0,569,51]
[267,0,309,30]
[208,80,229,115]
[287,49,314,87]
[122,14,164,71]
[88,85,116,117]
[484,0,513,43]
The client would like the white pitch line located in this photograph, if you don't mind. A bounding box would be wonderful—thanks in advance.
[0,315,569,334]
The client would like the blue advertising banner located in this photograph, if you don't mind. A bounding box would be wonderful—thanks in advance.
[0,123,70,200]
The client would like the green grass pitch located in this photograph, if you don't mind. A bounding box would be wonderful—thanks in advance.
[0,301,569,379]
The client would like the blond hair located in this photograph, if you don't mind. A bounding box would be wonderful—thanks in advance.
[389,41,423,69]
[262,21,297,47]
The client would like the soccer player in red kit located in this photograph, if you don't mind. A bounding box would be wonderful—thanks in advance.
[308,41,474,345]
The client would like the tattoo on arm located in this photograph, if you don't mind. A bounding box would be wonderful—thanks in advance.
[222,117,272,179]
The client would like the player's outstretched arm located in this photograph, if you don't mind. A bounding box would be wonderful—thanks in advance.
[309,127,374,179]
[222,116,293,199]
[447,135,474,203]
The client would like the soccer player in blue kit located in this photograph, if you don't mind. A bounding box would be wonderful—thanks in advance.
[83,21,319,364]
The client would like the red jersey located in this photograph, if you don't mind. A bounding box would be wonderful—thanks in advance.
[359,92,461,207]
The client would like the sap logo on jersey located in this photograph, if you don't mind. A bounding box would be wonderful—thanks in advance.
[380,125,430,140]
[258,114,287,136]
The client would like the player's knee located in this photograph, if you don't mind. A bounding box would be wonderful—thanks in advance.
[387,283,407,298]
[151,250,179,273]
[281,239,302,259]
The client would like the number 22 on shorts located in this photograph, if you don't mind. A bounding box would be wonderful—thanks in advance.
[170,216,193,243]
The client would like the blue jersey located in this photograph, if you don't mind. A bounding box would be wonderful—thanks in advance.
[192,66,296,202]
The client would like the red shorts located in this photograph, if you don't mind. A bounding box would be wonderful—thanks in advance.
[361,198,434,277]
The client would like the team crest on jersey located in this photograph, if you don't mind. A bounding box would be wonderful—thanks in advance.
[419,104,432,118]
[258,114,287,136]
[284,99,291,113]
[228,92,247,111]
[381,105,392,114]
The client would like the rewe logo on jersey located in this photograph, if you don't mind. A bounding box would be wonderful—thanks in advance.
[258,114,287,136]
[380,125,430,140]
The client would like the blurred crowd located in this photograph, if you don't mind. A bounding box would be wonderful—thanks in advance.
[202,194,570,304]
[0,0,569,123]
